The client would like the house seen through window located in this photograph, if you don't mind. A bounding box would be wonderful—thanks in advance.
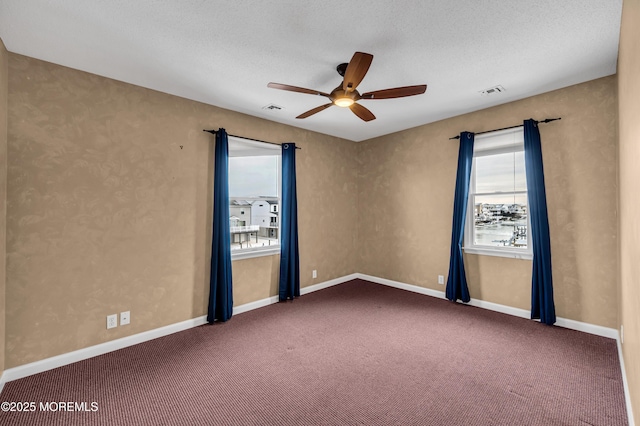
[464,128,532,259]
[228,137,281,255]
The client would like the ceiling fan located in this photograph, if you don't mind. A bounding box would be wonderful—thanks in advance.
[267,52,427,122]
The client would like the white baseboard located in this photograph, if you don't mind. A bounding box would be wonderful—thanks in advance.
[2,316,208,384]
[301,273,359,295]
[233,296,280,315]
[554,316,618,339]
[234,273,356,315]
[355,273,448,300]
[617,338,636,426]
[0,274,356,387]
[355,273,618,339]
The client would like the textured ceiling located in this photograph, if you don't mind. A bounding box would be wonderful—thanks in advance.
[0,1,623,142]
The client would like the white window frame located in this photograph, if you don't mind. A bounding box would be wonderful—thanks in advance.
[463,128,533,260]
[228,136,281,261]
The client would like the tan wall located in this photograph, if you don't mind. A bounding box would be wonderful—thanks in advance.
[358,76,618,328]
[2,42,625,387]
[5,54,358,368]
[0,39,8,374]
[618,0,640,419]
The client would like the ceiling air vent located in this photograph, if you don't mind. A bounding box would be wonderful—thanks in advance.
[479,85,506,96]
[262,103,284,111]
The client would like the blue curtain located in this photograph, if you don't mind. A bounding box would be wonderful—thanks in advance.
[207,128,233,323]
[524,120,556,325]
[446,132,474,303]
[279,143,300,301]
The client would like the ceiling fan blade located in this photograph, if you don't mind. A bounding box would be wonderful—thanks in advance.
[296,103,334,119]
[349,103,376,122]
[343,52,373,92]
[361,85,427,100]
[268,82,330,98]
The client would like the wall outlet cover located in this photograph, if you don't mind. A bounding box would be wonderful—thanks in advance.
[107,314,118,329]
[120,311,130,326]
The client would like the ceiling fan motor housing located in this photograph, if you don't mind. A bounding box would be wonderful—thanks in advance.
[336,63,349,77]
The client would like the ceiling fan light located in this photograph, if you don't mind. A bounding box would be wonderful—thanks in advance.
[334,97,354,107]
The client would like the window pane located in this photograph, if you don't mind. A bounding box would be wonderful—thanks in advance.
[475,151,526,193]
[228,151,280,252]
[472,194,528,248]
[229,199,279,251]
[229,156,278,197]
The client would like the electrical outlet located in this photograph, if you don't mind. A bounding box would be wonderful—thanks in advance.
[312,270,317,279]
[621,325,624,344]
[107,314,118,329]
[438,275,445,285]
[120,311,130,326]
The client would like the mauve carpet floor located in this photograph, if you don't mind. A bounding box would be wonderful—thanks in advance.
[0,279,628,425]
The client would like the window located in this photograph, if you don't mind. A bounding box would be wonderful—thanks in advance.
[228,136,281,259]
[464,128,532,259]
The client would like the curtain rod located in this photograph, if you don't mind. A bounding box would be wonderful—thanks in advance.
[203,129,301,149]
[448,117,561,140]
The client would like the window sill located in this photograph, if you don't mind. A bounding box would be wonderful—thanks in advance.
[463,246,532,260]
[231,246,280,261]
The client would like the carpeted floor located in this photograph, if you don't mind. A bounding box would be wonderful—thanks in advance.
[0,279,628,425]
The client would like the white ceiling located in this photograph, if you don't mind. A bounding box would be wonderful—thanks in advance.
[0,1,623,142]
